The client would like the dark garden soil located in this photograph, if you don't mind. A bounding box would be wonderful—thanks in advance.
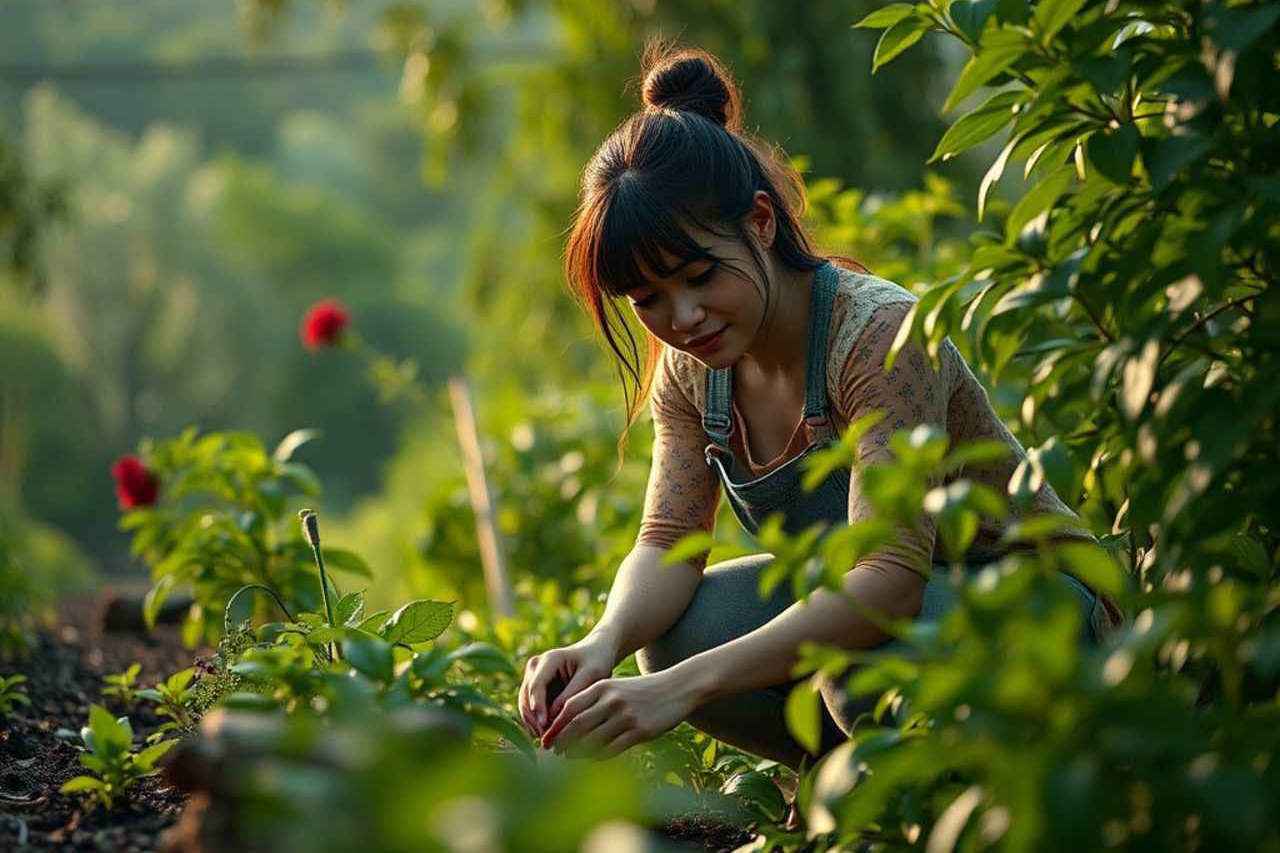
[0,591,199,851]
[0,590,765,852]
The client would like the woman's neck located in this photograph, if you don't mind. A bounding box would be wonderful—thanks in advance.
[737,264,816,381]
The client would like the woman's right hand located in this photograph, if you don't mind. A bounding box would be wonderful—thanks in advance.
[519,636,617,740]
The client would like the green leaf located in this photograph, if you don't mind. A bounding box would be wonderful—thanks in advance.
[1204,3,1280,52]
[381,599,455,645]
[928,91,1021,163]
[356,609,391,635]
[278,462,322,496]
[663,532,717,566]
[1033,0,1085,42]
[951,0,998,42]
[853,3,915,29]
[873,17,929,72]
[135,738,177,770]
[60,776,107,794]
[1057,542,1125,600]
[336,591,365,626]
[784,679,822,755]
[446,642,517,675]
[342,632,395,683]
[978,135,1018,220]
[143,574,179,631]
[322,548,373,578]
[1086,124,1138,183]
[1142,134,1210,191]
[943,29,1026,112]
[721,770,787,824]
[87,704,130,755]
[272,428,321,463]
[1005,166,1073,241]
[165,667,196,694]
[410,646,452,684]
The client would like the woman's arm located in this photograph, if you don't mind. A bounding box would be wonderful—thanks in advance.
[586,543,705,667]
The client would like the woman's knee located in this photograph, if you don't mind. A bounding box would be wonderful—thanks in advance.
[638,553,789,676]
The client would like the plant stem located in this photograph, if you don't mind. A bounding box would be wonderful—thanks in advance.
[299,509,340,661]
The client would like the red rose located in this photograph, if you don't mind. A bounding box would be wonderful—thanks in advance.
[300,299,350,350]
[111,455,159,509]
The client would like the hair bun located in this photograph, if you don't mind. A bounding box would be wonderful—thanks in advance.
[640,44,742,132]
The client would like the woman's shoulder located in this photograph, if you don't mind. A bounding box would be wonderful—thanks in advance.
[654,343,709,415]
[825,264,919,386]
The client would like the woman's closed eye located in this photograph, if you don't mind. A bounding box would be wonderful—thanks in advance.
[629,263,717,309]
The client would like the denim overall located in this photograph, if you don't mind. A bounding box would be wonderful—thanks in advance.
[635,260,1103,772]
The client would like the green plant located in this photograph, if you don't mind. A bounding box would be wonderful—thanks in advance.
[202,508,533,754]
[117,427,374,645]
[0,673,30,716]
[59,705,176,811]
[138,667,199,743]
[101,663,141,707]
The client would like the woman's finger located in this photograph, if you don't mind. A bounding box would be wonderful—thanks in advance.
[576,713,629,758]
[601,728,643,760]
[548,699,611,754]
[518,680,540,737]
[547,666,596,720]
[541,682,604,748]
[525,655,557,728]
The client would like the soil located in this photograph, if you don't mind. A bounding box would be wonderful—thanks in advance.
[0,592,201,851]
[0,591,766,852]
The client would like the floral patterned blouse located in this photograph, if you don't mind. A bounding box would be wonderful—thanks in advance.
[636,263,1124,631]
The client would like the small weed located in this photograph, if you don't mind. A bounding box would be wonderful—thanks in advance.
[60,705,176,810]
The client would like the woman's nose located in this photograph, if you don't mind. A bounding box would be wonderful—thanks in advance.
[670,295,706,333]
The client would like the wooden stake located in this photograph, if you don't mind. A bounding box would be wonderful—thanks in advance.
[447,376,514,618]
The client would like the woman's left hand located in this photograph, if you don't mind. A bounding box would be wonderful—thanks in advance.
[539,670,699,759]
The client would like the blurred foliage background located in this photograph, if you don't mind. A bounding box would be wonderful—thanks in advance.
[0,0,973,603]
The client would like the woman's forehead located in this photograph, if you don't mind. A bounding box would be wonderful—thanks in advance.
[639,233,723,284]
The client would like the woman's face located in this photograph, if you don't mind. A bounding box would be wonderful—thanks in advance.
[624,236,767,368]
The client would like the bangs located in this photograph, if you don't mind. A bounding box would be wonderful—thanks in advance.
[593,180,724,298]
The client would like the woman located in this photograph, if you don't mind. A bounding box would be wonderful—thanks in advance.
[518,42,1124,774]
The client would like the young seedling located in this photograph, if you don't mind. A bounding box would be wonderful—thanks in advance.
[102,663,142,707]
[0,673,30,717]
[60,704,175,810]
[138,667,198,742]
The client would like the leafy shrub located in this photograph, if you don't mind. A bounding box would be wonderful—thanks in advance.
[117,427,373,645]
[59,705,177,811]
[706,2,1280,849]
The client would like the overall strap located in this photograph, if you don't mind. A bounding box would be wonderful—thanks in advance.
[802,262,839,442]
[703,366,733,450]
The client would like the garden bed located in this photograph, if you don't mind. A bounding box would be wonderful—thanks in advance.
[0,592,195,851]
[0,591,761,852]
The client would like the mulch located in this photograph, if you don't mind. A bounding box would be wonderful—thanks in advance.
[0,590,766,852]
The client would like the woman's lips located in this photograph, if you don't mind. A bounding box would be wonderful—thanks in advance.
[685,326,727,354]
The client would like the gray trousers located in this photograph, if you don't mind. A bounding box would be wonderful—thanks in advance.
[636,553,1100,772]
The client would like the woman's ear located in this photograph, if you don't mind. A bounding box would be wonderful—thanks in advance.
[745,190,776,250]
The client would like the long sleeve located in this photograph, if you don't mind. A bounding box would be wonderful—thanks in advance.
[635,347,721,567]
[836,301,956,581]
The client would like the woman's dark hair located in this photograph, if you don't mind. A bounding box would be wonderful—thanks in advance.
[563,38,864,453]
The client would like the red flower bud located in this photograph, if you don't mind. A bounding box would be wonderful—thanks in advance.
[111,455,159,509]
[300,299,350,350]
